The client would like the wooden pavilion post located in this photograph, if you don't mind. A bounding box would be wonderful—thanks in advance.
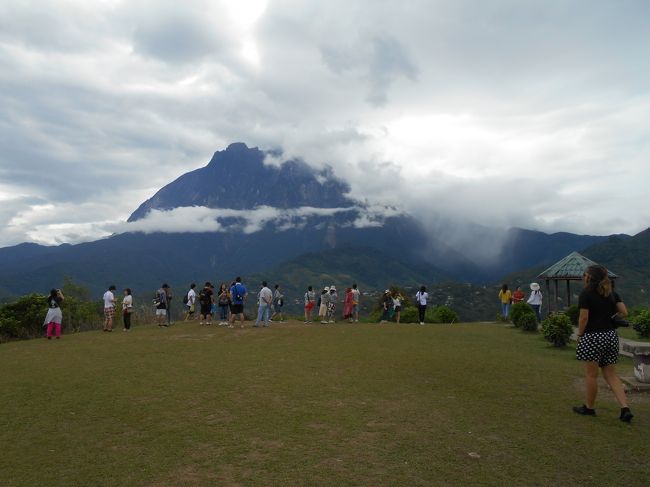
[554,279,559,312]
[545,279,551,317]
[566,280,571,307]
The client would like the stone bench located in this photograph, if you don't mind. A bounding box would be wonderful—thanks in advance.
[622,341,650,383]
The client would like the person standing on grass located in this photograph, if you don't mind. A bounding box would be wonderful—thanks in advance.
[155,284,169,327]
[351,283,360,322]
[415,286,428,325]
[229,277,248,328]
[44,288,64,339]
[573,265,633,423]
[527,283,543,322]
[122,288,133,331]
[380,290,392,323]
[319,287,329,323]
[271,284,285,322]
[304,285,316,323]
[392,290,404,324]
[184,283,197,321]
[343,287,354,322]
[255,281,273,328]
[164,284,173,326]
[498,284,512,320]
[217,283,230,326]
[198,282,213,326]
[327,286,338,323]
[512,286,525,304]
[103,285,117,332]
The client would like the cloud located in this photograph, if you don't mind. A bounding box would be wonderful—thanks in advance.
[0,0,649,250]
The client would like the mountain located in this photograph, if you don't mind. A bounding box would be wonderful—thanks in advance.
[129,143,355,220]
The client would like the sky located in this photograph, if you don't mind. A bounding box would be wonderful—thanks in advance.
[1,0,649,247]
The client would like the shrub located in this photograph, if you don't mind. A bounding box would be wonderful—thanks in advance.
[564,305,579,327]
[520,313,539,332]
[630,310,650,339]
[431,306,459,324]
[399,306,420,323]
[510,302,534,328]
[541,313,573,347]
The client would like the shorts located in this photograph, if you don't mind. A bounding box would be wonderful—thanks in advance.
[305,302,314,310]
[394,306,402,313]
[576,329,619,367]
[352,303,358,313]
[200,305,211,317]
[156,309,167,317]
[187,304,195,314]
[104,307,115,319]
[319,304,327,316]
[231,304,244,314]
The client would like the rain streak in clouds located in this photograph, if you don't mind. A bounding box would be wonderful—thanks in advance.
[0,0,649,247]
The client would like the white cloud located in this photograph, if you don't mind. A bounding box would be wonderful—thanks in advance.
[0,0,649,249]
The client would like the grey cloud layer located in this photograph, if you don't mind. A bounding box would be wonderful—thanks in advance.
[0,0,649,247]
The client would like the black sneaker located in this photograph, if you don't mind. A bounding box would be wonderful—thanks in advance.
[620,409,634,423]
[572,405,596,416]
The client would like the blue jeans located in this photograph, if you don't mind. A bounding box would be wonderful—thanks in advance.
[219,304,229,321]
[501,303,510,318]
[255,304,271,327]
[531,304,541,322]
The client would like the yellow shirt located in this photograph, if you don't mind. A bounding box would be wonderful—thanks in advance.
[498,290,512,304]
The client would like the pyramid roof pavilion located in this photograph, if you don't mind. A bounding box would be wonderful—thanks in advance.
[537,251,618,280]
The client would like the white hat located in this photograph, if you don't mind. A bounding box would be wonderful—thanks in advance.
[385,289,390,293]
[330,286,336,291]
[530,282,540,291]
[324,286,330,292]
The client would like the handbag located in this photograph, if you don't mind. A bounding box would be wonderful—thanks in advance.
[611,313,630,328]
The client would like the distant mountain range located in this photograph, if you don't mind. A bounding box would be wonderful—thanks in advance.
[0,142,644,321]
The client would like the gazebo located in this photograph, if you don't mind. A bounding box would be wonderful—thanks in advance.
[537,251,619,315]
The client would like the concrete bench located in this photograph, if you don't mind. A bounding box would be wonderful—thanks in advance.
[622,341,650,383]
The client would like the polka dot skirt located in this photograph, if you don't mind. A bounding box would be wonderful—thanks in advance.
[576,329,619,367]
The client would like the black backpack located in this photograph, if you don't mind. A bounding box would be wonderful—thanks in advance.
[182,293,189,305]
[199,289,211,306]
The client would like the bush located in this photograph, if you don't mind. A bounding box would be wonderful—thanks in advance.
[520,313,539,332]
[564,305,579,327]
[431,306,459,324]
[541,313,573,347]
[511,302,536,328]
[399,306,419,323]
[630,310,650,339]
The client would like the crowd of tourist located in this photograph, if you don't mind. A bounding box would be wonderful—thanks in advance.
[41,263,635,422]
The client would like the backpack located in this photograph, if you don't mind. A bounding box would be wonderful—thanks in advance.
[199,289,211,306]
[182,293,189,305]
[153,290,164,307]
[233,284,244,302]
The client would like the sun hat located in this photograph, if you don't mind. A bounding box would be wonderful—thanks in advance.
[324,286,330,292]
[330,286,336,291]
[530,282,540,291]
[385,289,390,293]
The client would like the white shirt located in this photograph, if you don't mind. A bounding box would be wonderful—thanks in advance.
[122,295,133,311]
[103,290,115,309]
[187,288,196,305]
[527,290,543,305]
[351,289,360,304]
[258,286,273,306]
[415,291,428,306]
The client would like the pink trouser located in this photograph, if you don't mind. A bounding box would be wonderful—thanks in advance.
[46,322,61,338]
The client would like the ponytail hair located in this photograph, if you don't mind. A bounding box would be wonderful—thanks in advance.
[585,265,612,297]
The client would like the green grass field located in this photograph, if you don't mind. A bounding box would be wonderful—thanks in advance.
[1,321,648,487]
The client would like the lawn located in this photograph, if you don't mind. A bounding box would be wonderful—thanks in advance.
[1,322,648,487]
